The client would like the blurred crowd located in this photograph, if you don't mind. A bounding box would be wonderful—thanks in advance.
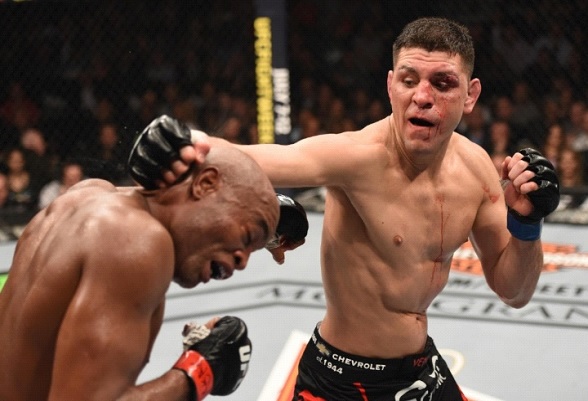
[1,0,588,229]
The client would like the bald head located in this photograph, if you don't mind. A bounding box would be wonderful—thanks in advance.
[199,146,274,194]
[190,146,279,238]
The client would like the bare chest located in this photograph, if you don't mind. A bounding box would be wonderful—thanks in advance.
[338,174,482,263]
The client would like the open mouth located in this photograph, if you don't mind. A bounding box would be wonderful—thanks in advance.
[409,117,435,127]
[211,261,230,280]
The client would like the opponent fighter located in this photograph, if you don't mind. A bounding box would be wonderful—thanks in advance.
[0,146,289,401]
[128,17,559,400]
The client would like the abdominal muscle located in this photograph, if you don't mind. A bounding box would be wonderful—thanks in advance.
[317,201,456,359]
[319,257,450,359]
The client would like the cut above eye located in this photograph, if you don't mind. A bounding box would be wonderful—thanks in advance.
[409,118,434,127]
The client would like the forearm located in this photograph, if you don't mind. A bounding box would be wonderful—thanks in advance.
[203,134,314,188]
[116,370,190,401]
[491,237,543,308]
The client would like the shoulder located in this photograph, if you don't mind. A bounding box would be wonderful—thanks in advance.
[333,119,390,159]
[67,178,117,193]
[452,133,495,172]
[73,190,174,278]
[83,203,174,300]
[450,134,503,193]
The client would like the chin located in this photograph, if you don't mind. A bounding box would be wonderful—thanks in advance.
[406,139,436,153]
[174,275,200,288]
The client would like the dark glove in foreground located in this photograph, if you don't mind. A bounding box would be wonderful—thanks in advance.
[510,148,560,223]
[128,115,193,189]
[189,316,251,396]
[266,194,309,249]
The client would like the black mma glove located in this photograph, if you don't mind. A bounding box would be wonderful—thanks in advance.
[265,193,309,249]
[173,316,252,401]
[507,148,560,241]
[128,115,193,190]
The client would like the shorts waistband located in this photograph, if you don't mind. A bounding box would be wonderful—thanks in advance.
[302,324,437,382]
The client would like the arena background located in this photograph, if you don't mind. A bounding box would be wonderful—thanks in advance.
[1,1,587,400]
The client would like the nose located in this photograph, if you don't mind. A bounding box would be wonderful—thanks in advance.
[413,81,434,109]
[233,250,250,270]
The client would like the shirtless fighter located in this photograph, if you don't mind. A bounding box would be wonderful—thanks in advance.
[0,146,303,401]
[128,17,559,401]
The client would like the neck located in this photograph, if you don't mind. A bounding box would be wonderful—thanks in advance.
[388,115,449,179]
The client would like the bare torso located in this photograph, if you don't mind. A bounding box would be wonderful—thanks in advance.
[0,181,169,400]
[317,118,500,358]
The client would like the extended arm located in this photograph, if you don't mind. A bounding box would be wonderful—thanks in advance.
[128,115,353,190]
[127,116,319,263]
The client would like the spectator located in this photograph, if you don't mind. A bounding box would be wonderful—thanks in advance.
[0,173,8,209]
[290,110,324,143]
[533,21,573,68]
[523,46,566,98]
[83,122,129,185]
[4,148,40,213]
[0,81,40,131]
[366,98,387,123]
[555,147,586,211]
[573,109,588,147]
[491,95,532,148]
[559,147,584,188]
[459,102,491,151]
[349,87,372,129]
[487,120,516,157]
[324,97,347,133]
[19,127,56,188]
[563,100,587,142]
[510,80,542,143]
[491,23,534,76]
[490,150,509,175]
[542,123,566,169]
[540,97,563,135]
[0,172,17,242]
[38,161,85,210]
[218,115,246,144]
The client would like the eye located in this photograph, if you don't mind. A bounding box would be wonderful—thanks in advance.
[432,75,459,91]
[434,81,449,91]
[403,78,416,87]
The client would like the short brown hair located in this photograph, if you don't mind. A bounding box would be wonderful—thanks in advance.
[393,17,475,77]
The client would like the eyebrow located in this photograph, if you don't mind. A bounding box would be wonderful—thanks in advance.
[397,65,459,78]
[397,65,417,74]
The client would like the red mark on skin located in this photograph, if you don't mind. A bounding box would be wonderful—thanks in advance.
[482,184,500,203]
[433,193,447,282]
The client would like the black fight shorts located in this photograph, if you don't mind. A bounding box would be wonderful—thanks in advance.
[293,325,468,401]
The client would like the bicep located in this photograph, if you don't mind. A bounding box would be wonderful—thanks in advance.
[469,173,510,287]
[49,243,172,400]
[236,134,355,188]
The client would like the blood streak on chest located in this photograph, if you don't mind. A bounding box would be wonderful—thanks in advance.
[432,193,447,282]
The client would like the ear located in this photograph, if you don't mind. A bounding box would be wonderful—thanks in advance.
[191,167,220,199]
[387,70,394,100]
[463,78,481,114]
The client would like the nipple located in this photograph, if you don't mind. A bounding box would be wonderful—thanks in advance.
[393,235,403,245]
